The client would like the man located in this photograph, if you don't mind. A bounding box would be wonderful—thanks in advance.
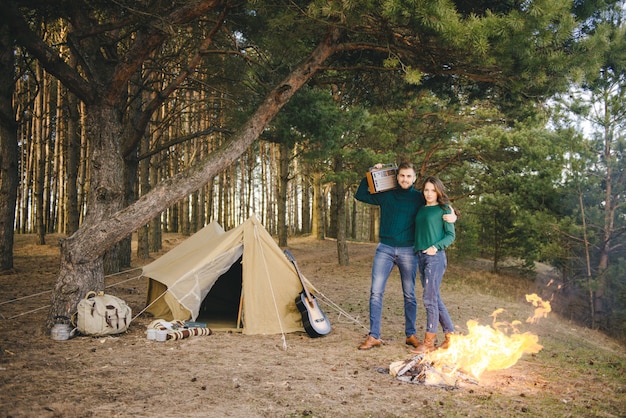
[355,162,456,350]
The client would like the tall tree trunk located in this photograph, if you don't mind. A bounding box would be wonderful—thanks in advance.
[266,145,276,233]
[368,206,378,242]
[492,212,500,273]
[78,110,88,227]
[350,188,357,239]
[334,158,349,266]
[148,146,162,253]
[301,162,311,234]
[117,153,137,269]
[312,171,325,240]
[52,83,63,233]
[22,112,35,233]
[35,65,46,244]
[116,71,144,268]
[578,186,596,329]
[594,121,614,323]
[277,141,290,247]
[328,183,338,239]
[0,27,18,272]
[43,78,56,234]
[206,177,215,224]
[245,152,254,220]
[136,131,150,260]
[290,152,298,235]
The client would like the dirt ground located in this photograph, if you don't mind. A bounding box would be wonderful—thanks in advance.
[1,233,625,418]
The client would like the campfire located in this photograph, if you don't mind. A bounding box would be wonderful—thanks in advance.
[390,294,549,388]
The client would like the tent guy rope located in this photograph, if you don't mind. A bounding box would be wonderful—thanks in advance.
[314,290,369,332]
[1,268,144,320]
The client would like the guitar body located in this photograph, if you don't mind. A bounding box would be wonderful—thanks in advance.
[295,291,331,338]
[284,249,331,338]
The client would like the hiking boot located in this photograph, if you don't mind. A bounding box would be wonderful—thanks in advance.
[358,335,382,350]
[405,334,421,348]
[438,333,454,350]
[410,332,437,354]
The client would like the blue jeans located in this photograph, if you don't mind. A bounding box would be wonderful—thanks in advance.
[368,243,418,339]
[417,250,454,334]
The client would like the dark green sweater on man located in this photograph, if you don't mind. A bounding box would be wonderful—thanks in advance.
[355,177,425,248]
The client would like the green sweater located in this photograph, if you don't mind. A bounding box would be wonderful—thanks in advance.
[414,204,455,252]
[355,177,425,247]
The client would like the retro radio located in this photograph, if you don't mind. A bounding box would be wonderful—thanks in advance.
[366,164,398,194]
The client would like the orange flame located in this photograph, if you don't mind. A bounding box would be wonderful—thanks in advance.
[426,320,543,379]
[422,294,549,380]
[525,293,551,323]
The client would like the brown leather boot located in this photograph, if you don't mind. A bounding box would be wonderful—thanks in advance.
[410,332,437,354]
[405,334,421,348]
[358,335,382,350]
[438,333,453,350]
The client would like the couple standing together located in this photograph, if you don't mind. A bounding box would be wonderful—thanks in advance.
[355,162,457,354]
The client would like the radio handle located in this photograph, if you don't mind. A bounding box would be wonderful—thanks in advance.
[368,163,397,172]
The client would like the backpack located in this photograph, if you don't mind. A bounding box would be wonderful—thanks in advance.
[76,291,132,336]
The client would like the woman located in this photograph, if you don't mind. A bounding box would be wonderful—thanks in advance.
[411,176,456,354]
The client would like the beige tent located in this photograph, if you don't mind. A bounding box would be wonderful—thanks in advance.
[143,215,306,335]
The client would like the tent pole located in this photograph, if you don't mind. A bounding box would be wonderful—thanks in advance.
[236,291,243,329]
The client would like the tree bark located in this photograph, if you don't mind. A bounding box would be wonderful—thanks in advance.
[350,188,357,239]
[0,25,18,272]
[312,171,325,240]
[34,65,46,245]
[301,162,311,234]
[578,186,596,329]
[65,88,81,234]
[334,157,349,266]
[368,206,379,243]
[277,141,290,247]
[594,110,616,325]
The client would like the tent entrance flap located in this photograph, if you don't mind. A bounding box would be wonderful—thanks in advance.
[197,256,243,330]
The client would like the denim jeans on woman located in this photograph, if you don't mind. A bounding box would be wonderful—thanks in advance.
[417,250,454,334]
[368,243,418,339]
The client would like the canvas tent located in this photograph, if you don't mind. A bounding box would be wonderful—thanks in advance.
[143,215,309,335]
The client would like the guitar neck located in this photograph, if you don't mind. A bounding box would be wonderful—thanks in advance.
[285,250,314,300]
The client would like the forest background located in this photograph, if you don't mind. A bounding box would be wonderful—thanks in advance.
[0,0,624,343]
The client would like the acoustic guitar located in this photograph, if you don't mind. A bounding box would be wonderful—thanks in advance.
[284,249,331,338]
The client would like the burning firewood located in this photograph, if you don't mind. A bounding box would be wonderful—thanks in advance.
[390,354,477,388]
